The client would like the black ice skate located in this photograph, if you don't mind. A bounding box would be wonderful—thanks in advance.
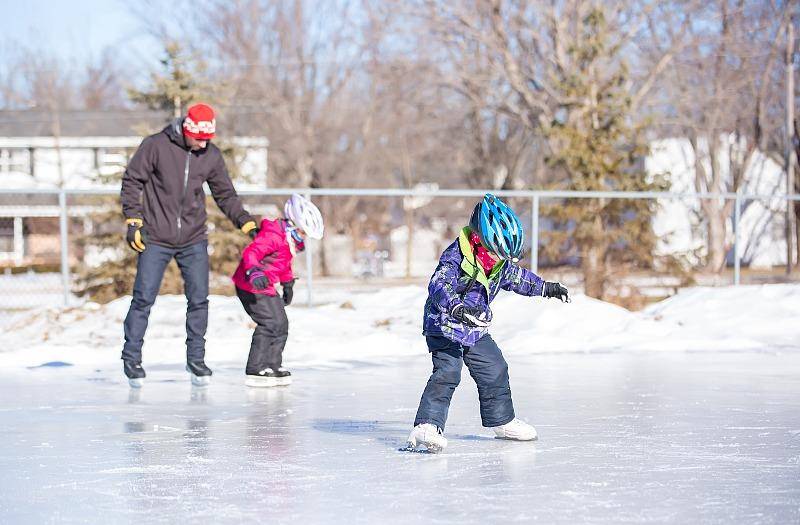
[245,367,278,387]
[186,361,212,386]
[123,361,146,388]
[275,367,292,386]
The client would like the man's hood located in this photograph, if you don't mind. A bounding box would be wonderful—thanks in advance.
[163,117,190,150]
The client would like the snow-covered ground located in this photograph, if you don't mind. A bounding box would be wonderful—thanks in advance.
[1,284,799,369]
[1,285,799,523]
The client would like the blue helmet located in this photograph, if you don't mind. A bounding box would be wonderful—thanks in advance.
[469,194,524,261]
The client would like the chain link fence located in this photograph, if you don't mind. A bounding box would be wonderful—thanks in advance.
[0,187,798,314]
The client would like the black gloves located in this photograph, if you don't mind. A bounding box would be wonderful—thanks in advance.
[451,304,490,328]
[281,279,295,306]
[125,218,146,253]
[543,281,570,302]
[246,267,269,290]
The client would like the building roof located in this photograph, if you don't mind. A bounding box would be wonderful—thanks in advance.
[0,110,170,137]
[0,107,270,139]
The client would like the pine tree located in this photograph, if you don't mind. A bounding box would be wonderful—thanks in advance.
[128,41,209,118]
[540,7,667,300]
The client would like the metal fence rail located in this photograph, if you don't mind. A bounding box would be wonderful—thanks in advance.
[1,187,799,307]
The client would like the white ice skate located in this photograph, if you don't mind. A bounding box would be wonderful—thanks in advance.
[491,418,538,441]
[405,423,447,453]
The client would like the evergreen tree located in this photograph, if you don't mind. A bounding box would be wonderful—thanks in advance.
[540,8,667,300]
[128,41,209,118]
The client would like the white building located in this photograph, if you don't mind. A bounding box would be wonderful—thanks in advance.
[0,110,268,267]
[647,137,787,269]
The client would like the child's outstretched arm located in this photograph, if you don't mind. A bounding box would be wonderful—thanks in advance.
[501,264,570,302]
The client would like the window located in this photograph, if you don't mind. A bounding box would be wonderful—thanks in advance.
[0,218,13,253]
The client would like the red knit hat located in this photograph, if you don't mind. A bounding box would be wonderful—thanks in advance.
[183,103,216,140]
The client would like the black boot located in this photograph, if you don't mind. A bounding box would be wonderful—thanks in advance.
[275,367,292,386]
[123,361,146,388]
[186,360,212,386]
[245,367,278,387]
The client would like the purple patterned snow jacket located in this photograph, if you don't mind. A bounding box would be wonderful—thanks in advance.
[423,227,546,347]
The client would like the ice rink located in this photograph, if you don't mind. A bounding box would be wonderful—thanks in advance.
[1,350,798,524]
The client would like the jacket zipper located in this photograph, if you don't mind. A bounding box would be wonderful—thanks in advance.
[177,150,191,244]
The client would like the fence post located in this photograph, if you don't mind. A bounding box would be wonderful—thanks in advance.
[59,189,70,306]
[305,191,314,307]
[531,194,540,273]
[734,192,741,286]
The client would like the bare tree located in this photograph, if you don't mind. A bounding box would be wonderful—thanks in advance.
[662,0,788,273]
[413,0,690,298]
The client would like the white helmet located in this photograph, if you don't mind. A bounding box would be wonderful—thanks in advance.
[284,193,324,239]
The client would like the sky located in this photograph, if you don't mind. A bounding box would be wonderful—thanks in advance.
[1,0,160,75]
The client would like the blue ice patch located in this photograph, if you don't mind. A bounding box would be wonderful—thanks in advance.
[28,361,74,369]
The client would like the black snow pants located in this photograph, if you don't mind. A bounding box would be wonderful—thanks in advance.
[414,334,515,431]
[236,287,289,374]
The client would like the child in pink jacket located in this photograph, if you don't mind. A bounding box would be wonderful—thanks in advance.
[232,194,324,387]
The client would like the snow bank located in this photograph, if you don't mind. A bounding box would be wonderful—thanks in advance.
[0,284,798,370]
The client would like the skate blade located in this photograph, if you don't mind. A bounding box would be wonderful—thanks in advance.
[189,374,211,387]
[128,378,144,388]
[245,376,278,388]
[399,441,441,454]
[494,435,538,442]
[276,377,292,387]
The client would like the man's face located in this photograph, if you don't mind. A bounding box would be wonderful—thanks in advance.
[185,135,208,151]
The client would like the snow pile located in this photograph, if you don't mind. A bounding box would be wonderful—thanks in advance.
[0,284,798,370]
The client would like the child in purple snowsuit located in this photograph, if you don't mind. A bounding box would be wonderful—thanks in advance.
[407,194,569,452]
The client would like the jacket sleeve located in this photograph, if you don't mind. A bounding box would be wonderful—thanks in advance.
[500,263,545,297]
[120,137,156,220]
[428,245,463,313]
[206,151,255,229]
[279,264,295,284]
[241,231,280,271]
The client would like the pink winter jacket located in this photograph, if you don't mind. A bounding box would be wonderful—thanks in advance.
[232,218,295,296]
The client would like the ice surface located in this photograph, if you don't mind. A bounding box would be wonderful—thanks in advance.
[1,351,799,524]
[1,285,799,522]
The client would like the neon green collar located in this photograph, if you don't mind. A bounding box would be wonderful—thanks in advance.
[457,227,505,293]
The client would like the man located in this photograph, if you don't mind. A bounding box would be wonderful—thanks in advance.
[120,103,258,387]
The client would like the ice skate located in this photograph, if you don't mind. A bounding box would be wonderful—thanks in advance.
[186,361,212,386]
[275,367,292,386]
[491,418,538,441]
[404,423,447,453]
[245,367,278,387]
[123,361,146,388]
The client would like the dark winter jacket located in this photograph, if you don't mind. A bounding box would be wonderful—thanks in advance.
[423,227,545,346]
[231,218,296,296]
[121,118,254,248]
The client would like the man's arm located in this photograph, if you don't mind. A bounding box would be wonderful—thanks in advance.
[120,137,155,220]
[206,152,256,234]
